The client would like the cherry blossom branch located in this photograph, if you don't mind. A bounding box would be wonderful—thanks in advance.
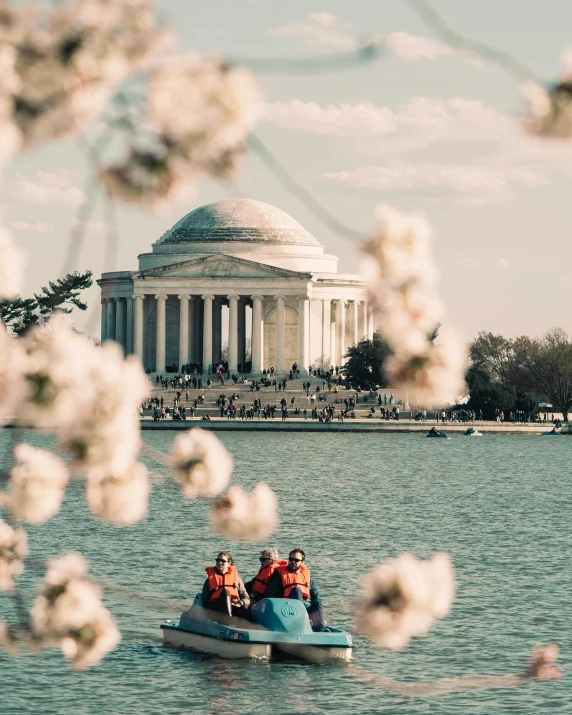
[401,0,543,83]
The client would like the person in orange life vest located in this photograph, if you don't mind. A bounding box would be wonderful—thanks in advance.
[244,547,288,604]
[265,548,327,631]
[201,552,250,620]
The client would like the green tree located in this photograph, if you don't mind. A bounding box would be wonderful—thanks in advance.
[342,332,392,390]
[0,270,93,335]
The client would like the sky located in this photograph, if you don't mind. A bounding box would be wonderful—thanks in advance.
[6,0,572,340]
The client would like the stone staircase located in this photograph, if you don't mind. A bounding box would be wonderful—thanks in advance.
[145,375,409,420]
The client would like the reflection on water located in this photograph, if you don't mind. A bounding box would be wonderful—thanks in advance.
[0,430,569,714]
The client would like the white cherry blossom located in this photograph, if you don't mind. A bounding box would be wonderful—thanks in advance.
[0,519,28,591]
[210,483,278,541]
[31,552,121,669]
[171,427,233,498]
[355,552,456,650]
[9,443,69,524]
[362,204,466,406]
[85,462,150,525]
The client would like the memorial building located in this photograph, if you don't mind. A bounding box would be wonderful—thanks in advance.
[97,198,372,374]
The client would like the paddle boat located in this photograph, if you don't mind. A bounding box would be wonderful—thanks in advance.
[464,427,482,437]
[161,594,352,661]
[542,428,561,436]
[426,430,450,439]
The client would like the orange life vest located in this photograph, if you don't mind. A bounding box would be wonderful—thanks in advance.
[205,565,240,603]
[252,560,288,598]
[277,563,311,599]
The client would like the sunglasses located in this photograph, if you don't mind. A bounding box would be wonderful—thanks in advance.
[215,559,229,563]
[289,558,302,563]
[259,556,271,562]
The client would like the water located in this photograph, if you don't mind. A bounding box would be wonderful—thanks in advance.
[0,431,570,714]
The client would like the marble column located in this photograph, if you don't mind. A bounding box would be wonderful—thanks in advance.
[189,297,196,363]
[155,294,167,373]
[251,295,263,373]
[321,298,331,370]
[367,303,374,339]
[202,294,214,371]
[352,300,359,346]
[298,297,309,372]
[361,301,368,341]
[237,299,246,370]
[115,297,125,352]
[101,299,108,343]
[133,295,144,362]
[227,294,239,372]
[106,298,115,343]
[330,300,337,372]
[213,299,222,365]
[125,297,133,355]
[275,296,285,374]
[178,294,190,370]
[338,300,347,366]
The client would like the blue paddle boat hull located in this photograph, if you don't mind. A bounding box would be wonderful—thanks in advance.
[161,595,352,661]
[426,432,450,438]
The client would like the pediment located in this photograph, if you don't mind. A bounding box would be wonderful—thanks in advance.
[137,255,311,280]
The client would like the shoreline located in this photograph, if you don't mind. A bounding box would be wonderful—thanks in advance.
[138,418,561,434]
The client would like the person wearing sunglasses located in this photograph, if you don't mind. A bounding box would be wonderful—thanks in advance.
[202,551,250,621]
[245,547,287,605]
[265,548,327,632]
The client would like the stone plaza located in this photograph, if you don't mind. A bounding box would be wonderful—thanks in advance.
[97,198,374,374]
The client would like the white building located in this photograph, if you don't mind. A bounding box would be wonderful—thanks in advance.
[97,198,372,374]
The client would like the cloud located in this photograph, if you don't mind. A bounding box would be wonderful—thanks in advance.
[263,97,512,146]
[263,100,398,136]
[9,221,54,234]
[323,164,548,205]
[265,95,572,205]
[269,13,455,60]
[9,169,87,205]
[268,12,357,49]
[385,32,454,60]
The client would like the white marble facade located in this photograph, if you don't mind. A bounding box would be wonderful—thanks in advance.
[97,199,372,374]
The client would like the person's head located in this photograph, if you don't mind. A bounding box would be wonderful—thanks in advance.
[288,548,306,572]
[259,547,279,569]
[215,551,233,575]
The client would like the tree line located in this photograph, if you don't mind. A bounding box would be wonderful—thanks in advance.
[343,328,572,421]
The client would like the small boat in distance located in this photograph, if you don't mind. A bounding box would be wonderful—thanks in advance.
[161,595,352,661]
[426,427,450,439]
[464,427,482,437]
[542,428,561,436]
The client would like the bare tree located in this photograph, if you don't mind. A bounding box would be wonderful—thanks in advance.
[524,328,572,421]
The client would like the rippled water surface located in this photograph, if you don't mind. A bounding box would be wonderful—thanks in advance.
[0,431,570,714]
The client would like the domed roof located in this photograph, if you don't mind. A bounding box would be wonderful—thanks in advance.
[159,198,320,246]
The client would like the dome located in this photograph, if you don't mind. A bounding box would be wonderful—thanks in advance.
[159,198,320,247]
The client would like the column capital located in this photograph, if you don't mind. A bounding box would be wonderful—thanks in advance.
[201,294,215,301]
[226,294,240,302]
[339,299,348,306]
[132,294,144,301]
[177,293,192,301]
[155,294,167,301]
[352,299,361,305]
[101,297,108,304]
[114,296,123,303]
[274,295,285,302]
[251,295,263,302]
